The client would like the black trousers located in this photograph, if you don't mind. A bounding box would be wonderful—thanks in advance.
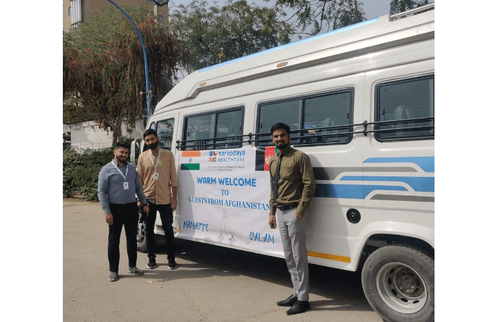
[108,203,139,272]
[146,203,176,262]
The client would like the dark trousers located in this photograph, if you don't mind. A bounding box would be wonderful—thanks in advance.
[108,203,139,272]
[146,203,176,262]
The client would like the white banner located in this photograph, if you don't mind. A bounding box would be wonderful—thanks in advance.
[177,146,283,256]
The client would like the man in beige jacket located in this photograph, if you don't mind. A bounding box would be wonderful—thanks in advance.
[137,129,178,270]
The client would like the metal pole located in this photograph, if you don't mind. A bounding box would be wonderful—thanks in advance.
[107,0,151,120]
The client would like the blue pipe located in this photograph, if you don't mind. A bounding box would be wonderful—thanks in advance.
[107,0,151,120]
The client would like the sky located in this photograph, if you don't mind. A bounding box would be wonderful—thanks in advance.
[169,0,394,20]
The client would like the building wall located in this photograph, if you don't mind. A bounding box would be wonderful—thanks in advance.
[63,0,169,33]
[63,0,72,32]
[69,120,146,152]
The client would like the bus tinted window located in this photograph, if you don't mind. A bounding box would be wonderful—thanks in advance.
[256,89,353,146]
[157,118,174,150]
[376,75,434,141]
[258,100,300,145]
[182,107,244,150]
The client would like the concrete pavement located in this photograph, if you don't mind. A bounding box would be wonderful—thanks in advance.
[63,198,382,322]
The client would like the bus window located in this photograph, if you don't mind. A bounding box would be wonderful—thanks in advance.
[182,107,244,150]
[376,75,434,141]
[258,100,300,146]
[256,89,353,146]
[217,109,243,149]
[303,91,352,144]
[157,118,174,150]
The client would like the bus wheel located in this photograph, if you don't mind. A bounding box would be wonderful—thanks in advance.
[361,245,434,322]
[136,216,147,253]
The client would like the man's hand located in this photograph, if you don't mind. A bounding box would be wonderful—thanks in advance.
[296,212,303,220]
[171,199,177,212]
[105,213,113,225]
[269,214,277,229]
[143,205,149,216]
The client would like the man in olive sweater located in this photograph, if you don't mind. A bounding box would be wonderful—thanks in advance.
[268,123,316,315]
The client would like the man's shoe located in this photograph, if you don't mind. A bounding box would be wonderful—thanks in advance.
[128,266,144,276]
[276,294,298,307]
[286,300,310,315]
[109,272,119,282]
[147,258,158,269]
[167,261,179,270]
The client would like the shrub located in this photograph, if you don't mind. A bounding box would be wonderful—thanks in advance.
[63,148,114,201]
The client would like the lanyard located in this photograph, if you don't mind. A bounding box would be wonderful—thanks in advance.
[149,149,161,171]
[111,160,129,181]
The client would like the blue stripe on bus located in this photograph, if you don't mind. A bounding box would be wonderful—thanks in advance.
[315,183,407,199]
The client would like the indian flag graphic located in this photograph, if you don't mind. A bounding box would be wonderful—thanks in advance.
[180,151,201,170]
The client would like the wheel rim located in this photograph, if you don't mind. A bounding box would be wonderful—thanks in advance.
[375,262,427,314]
[137,221,146,243]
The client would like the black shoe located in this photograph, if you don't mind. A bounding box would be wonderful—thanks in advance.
[276,294,298,307]
[128,266,144,276]
[147,257,158,269]
[286,300,310,315]
[168,261,178,270]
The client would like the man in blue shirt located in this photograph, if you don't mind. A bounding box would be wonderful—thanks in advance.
[98,141,150,282]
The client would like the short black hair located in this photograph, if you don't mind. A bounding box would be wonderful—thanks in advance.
[270,123,291,135]
[115,141,131,151]
[143,128,158,139]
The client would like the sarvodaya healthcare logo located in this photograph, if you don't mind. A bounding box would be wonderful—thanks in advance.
[208,151,217,162]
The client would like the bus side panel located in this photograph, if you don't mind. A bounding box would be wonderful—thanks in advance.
[353,58,435,269]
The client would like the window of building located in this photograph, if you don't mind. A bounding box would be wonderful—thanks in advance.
[375,75,434,141]
[181,107,244,150]
[256,89,353,147]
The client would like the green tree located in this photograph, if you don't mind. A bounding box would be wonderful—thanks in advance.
[63,148,114,200]
[170,0,294,72]
[267,0,366,37]
[390,0,430,14]
[63,5,188,143]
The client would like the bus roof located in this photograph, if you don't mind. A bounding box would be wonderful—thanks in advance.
[155,4,434,114]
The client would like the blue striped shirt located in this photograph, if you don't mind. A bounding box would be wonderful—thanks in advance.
[97,161,148,215]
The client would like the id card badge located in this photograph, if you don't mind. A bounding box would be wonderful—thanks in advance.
[123,182,129,190]
[154,172,159,180]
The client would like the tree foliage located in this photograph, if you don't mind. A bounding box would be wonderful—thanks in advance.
[170,0,294,72]
[63,5,188,143]
[63,148,114,201]
[267,0,366,37]
[390,0,430,14]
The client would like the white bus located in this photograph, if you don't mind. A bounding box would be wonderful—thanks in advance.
[131,4,435,322]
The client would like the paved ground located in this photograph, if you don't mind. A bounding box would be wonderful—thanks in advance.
[63,198,382,322]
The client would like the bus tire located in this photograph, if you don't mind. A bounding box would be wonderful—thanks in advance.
[361,245,434,322]
[136,216,147,253]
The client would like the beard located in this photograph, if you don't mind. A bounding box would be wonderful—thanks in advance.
[147,141,159,150]
[115,155,127,164]
[275,141,289,149]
